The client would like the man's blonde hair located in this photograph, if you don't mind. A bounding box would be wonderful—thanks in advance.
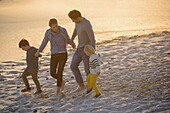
[84,45,95,54]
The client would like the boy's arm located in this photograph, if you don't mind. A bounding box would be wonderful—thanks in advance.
[95,63,100,75]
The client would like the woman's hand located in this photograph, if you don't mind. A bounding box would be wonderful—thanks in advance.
[71,41,76,49]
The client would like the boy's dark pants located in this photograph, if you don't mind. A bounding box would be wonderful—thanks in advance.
[22,68,41,91]
[50,52,67,87]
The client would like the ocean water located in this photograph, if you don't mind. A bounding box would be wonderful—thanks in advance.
[0,0,170,62]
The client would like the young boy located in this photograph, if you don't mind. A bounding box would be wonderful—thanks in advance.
[84,45,101,98]
[19,39,42,94]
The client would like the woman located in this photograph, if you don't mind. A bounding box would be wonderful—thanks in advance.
[35,18,74,95]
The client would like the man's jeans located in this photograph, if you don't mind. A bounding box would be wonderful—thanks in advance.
[70,47,90,85]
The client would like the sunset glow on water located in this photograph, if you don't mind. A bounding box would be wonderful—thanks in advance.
[0,0,170,61]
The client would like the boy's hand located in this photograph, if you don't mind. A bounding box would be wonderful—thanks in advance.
[35,51,40,57]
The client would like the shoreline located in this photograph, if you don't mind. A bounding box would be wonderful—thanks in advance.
[96,30,170,45]
[0,30,169,63]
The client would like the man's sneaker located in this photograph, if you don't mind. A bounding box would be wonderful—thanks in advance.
[94,93,101,98]
[86,89,93,94]
[73,87,85,94]
[82,89,93,97]
[34,90,42,94]
[21,87,31,92]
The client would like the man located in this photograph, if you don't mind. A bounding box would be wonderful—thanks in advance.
[68,9,96,93]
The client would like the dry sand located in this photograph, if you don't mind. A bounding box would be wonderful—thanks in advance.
[0,31,170,113]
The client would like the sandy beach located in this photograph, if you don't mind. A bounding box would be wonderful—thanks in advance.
[0,31,169,113]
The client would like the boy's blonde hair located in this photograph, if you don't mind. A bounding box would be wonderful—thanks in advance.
[84,45,95,54]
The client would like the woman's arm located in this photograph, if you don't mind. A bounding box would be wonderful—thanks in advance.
[35,30,49,57]
[38,30,49,52]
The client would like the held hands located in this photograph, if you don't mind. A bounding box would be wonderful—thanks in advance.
[35,51,41,57]
[71,40,76,49]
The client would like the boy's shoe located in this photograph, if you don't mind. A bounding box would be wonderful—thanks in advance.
[21,87,31,92]
[34,90,42,94]
[94,93,101,98]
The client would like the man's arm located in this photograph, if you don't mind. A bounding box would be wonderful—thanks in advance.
[71,28,77,41]
[70,28,77,49]
[85,22,96,49]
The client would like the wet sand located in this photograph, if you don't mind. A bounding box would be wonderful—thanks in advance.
[0,31,170,113]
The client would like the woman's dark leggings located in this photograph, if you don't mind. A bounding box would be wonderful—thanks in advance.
[50,52,67,87]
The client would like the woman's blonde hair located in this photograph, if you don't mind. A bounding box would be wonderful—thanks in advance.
[84,45,95,54]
